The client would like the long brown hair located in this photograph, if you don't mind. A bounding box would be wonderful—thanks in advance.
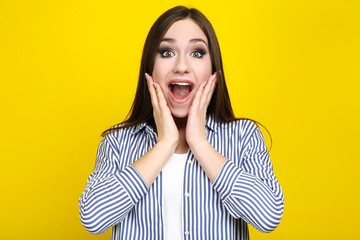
[102,6,264,140]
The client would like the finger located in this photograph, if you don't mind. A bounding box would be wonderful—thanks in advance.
[200,72,217,107]
[191,73,214,111]
[191,78,205,110]
[145,73,159,110]
[208,72,218,101]
[153,82,168,110]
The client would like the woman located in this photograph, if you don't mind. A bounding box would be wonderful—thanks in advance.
[79,6,284,240]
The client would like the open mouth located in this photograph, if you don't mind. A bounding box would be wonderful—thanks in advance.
[169,82,194,100]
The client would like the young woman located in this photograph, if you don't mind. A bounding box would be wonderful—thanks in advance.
[79,6,284,240]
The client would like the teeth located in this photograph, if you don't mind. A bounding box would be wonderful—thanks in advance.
[171,83,190,86]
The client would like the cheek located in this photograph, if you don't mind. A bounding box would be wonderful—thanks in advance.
[152,59,170,82]
[152,61,161,79]
[194,61,212,80]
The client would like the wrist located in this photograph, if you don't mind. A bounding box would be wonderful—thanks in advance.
[188,137,209,154]
[157,138,178,154]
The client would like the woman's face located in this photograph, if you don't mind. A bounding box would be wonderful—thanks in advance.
[152,18,212,118]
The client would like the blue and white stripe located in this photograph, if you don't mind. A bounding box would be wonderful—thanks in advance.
[79,115,284,239]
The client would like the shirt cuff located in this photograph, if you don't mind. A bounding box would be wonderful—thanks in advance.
[213,160,243,200]
[114,165,149,205]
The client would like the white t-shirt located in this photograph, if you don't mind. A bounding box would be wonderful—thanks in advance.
[162,153,187,240]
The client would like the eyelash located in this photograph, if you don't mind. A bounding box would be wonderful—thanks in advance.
[191,49,206,58]
[158,48,174,58]
[158,48,207,58]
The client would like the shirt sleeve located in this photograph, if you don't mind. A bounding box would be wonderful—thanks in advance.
[79,135,149,235]
[212,124,284,233]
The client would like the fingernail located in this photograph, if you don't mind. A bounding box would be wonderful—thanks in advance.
[145,73,149,80]
[212,72,217,80]
[202,81,207,87]
[153,82,157,88]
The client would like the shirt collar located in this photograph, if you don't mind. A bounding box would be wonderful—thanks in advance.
[205,113,218,133]
[130,122,152,135]
[130,114,218,135]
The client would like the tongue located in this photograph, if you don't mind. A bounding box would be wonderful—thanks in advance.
[172,85,191,99]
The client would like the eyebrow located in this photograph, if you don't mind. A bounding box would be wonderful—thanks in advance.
[190,38,208,46]
[161,38,208,46]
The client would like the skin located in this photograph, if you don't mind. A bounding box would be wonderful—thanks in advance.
[152,19,212,119]
[131,19,227,188]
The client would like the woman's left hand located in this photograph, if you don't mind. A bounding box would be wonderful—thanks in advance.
[186,72,217,148]
[186,72,227,183]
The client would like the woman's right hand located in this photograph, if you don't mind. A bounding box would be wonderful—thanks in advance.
[130,74,179,188]
[145,73,179,151]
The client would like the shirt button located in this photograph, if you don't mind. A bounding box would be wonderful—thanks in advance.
[185,230,190,235]
[187,160,193,164]
[185,192,191,197]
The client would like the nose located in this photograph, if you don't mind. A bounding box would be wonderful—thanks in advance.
[173,54,190,74]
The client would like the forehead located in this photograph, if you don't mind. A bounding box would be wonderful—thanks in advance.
[163,19,208,44]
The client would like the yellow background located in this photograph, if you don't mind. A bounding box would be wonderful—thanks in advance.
[1,0,359,239]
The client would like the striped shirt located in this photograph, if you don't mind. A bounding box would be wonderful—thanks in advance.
[79,115,284,239]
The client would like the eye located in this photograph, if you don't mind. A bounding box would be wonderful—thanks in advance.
[159,49,175,58]
[190,49,206,58]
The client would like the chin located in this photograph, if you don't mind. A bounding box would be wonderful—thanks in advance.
[170,108,189,119]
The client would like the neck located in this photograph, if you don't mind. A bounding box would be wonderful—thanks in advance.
[173,117,189,154]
